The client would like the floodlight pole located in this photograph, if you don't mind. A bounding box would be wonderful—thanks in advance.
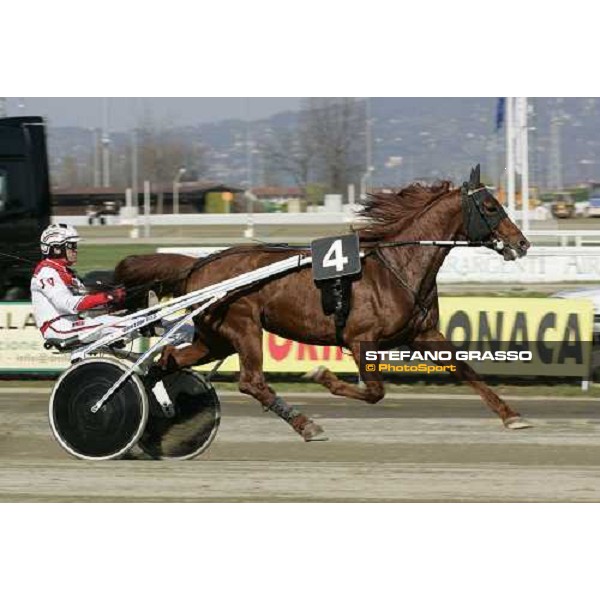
[506,97,516,220]
[518,98,530,235]
[101,98,111,188]
[173,167,186,215]
[144,180,151,238]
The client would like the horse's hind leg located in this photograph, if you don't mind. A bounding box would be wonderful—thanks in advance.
[411,328,532,429]
[157,329,234,371]
[158,340,211,371]
[305,343,385,404]
[235,330,327,442]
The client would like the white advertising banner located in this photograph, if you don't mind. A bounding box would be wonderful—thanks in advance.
[0,303,144,374]
[0,303,70,373]
[438,248,600,283]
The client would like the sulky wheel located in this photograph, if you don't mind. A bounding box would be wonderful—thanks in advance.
[49,357,149,460]
[138,369,220,460]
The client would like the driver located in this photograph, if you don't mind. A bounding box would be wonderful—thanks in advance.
[31,223,127,345]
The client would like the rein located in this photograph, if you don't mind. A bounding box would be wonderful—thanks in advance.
[364,239,501,250]
[2,238,502,303]
[0,250,38,265]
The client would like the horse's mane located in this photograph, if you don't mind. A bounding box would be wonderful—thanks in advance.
[356,181,455,241]
[184,185,458,275]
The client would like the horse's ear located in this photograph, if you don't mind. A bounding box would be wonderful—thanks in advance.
[469,164,481,189]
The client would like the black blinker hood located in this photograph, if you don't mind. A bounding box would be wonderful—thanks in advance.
[461,164,507,242]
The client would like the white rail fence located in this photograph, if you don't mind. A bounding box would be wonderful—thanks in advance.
[53,211,600,248]
[52,211,357,228]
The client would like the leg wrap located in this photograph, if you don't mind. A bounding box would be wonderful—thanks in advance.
[268,396,302,424]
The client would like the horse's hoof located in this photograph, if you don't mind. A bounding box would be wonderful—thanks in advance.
[302,365,326,382]
[504,416,533,430]
[301,422,329,442]
[120,450,140,460]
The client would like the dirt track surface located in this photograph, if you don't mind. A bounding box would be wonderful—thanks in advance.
[2,387,600,502]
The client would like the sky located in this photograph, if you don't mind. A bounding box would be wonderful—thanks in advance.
[3,98,303,131]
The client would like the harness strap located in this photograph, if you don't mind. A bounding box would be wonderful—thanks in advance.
[372,248,434,335]
[332,278,346,346]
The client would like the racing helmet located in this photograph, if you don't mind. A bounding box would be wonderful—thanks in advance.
[40,223,81,256]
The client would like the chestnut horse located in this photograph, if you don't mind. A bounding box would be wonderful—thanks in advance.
[114,166,531,442]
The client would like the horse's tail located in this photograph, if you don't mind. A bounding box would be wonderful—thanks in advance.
[113,253,198,310]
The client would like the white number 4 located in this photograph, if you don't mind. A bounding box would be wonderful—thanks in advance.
[323,239,349,272]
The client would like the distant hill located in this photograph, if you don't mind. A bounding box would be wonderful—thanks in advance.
[45,98,600,191]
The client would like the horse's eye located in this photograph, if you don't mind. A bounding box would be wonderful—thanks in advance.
[485,203,498,213]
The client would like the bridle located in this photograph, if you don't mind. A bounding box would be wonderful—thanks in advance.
[461,184,507,243]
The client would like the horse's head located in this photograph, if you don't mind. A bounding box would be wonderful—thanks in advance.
[461,164,530,261]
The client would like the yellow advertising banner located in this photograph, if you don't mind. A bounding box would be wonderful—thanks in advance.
[0,297,593,377]
[196,297,594,378]
[437,297,593,377]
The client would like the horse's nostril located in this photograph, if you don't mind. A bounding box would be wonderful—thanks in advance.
[520,240,528,248]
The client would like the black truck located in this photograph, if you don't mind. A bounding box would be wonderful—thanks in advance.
[0,116,51,299]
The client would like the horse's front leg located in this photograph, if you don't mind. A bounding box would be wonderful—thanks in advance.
[305,342,385,404]
[411,328,532,429]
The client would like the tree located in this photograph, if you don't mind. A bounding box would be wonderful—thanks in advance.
[262,115,314,192]
[305,97,365,194]
[59,155,81,188]
[262,98,365,201]
[137,115,208,187]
